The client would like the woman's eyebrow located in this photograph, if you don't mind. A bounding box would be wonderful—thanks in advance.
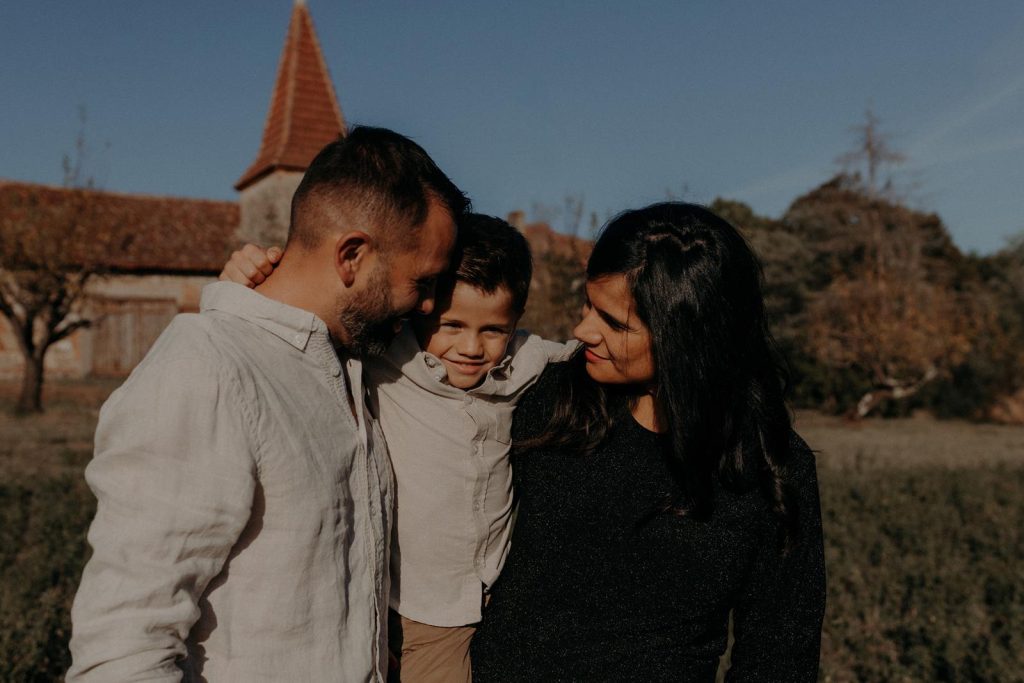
[595,306,630,330]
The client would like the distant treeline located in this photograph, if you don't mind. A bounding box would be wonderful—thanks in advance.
[520,174,1024,421]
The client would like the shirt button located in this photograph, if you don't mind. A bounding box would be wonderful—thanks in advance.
[425,358,438,368]
[331,365,341,377]
[293,333,304,346]
[464,395,474,405]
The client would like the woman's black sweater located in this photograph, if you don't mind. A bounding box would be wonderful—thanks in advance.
[471,363,826,682]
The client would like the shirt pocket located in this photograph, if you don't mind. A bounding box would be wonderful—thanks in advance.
[492,406,515,445]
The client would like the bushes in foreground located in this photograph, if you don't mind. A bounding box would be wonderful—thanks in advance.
[820,467,1024,681]
[1,465,1022,681]
[0,476,94,682]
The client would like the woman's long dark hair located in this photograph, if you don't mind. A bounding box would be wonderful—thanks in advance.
[528,202,798,548]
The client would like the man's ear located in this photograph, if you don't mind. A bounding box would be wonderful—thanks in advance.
[334,231,374,288]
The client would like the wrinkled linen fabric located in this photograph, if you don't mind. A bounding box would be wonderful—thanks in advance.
[68,282,393,682]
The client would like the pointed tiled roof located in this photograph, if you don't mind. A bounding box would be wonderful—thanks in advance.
[235,1,347,190]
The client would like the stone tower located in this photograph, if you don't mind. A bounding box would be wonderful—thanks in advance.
[235,0,347,246]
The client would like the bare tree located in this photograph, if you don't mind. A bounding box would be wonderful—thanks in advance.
[836,106,906,199]
[530,192,599,239]
[804,112,969,417]
[0,111,105,414]
[518,194,594,340]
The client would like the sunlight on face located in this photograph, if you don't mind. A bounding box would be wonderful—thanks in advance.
[572,274,655,387]
[383,198,457,318]
[416,281,519,389]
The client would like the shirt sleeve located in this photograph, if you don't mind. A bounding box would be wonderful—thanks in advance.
[726,437,827,682]
[67,355,258,682]
[539,338,581,363]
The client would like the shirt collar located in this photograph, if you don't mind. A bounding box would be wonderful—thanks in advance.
[486,354,514,380]
[200,281,326,351]
[383,324,519,396]
[420,351,514,387]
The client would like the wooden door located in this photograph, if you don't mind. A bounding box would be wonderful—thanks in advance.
[90,299,178,377]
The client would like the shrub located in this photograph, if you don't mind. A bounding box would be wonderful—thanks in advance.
[0,475,95,681]
[1,425,1022,682]
[818,467,1024,681]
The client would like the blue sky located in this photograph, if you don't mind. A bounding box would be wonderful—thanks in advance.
[2,1,1022,253]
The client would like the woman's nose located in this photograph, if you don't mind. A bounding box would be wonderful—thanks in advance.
[573,316,599,345]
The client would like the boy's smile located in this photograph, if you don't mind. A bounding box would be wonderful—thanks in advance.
[415,281,519,390]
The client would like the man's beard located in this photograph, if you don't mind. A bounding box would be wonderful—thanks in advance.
[336,264,401,357]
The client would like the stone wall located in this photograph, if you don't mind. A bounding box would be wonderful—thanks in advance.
[236,171,302,248]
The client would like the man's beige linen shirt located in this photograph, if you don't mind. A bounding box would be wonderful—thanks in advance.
[68,282,393,682]
[367,327,575,627]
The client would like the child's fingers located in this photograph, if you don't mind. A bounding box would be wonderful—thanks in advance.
[219,260,260,287]
[240,243,276,277]
[218,243,281,286]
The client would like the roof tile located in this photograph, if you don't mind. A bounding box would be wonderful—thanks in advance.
[0,180,238,274]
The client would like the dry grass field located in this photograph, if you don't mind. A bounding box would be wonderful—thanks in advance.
[1,380,1022,681]
[0,381,113,485]
[797,411,1024,471]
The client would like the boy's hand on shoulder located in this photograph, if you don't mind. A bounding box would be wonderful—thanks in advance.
[219,244,283,287]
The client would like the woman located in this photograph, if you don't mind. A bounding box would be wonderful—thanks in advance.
[470,203,826,682]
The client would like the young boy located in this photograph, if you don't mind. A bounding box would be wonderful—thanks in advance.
[224,213,575,682]
[373,213,574,682]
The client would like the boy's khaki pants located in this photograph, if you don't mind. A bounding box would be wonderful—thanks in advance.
[388,610,475,683]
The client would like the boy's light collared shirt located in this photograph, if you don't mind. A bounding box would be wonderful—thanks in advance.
[68,282,393,682]
[367,326,576,627]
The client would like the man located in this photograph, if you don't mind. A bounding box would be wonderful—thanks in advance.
[67,127,467,682]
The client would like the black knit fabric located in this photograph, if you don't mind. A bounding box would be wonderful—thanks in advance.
[471,363,826,682]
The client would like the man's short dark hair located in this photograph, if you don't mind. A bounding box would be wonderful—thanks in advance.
[288,126,469,252]
[442,213,533,314]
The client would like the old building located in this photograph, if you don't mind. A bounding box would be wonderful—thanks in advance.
[0,0,345,380]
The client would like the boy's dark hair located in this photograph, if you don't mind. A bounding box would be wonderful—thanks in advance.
[288,126,469,252]
[443,213,533,313]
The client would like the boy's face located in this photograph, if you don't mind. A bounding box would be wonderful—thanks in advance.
[414,281,519,390]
